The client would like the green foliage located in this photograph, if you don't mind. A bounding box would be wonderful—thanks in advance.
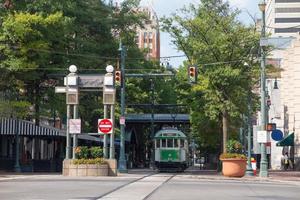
[226,139,243,154]
[0,100,31,118]
[75,146,103,159]
[73,158,106,165]
[219,140,246,159]
[219,153,246,160]
[75,146,89,159]
[162,0,260,153]
[90,147,103,159]
[0,0,155,132]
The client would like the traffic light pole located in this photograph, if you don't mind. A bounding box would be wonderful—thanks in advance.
[259,0,268,177]
[118,43,127,173]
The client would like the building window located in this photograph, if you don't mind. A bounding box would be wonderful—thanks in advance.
[275,7,300,13]
[144,43,148,48]
[135,35,139,44]
[275,28,300,33]
[275,18,300,23]
[275,0,300,2]
[144,32,147,43]
[148,32,153,43]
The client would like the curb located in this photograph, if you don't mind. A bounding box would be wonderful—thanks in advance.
[180,174,300,186]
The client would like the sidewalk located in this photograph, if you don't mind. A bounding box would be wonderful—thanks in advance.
[184,167,300,184]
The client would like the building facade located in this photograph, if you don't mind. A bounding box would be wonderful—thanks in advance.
[135,7,160,60]
[262,0,300,170]
[266,0,300,36]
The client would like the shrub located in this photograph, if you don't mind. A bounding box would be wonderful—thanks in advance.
[226,139,243,154]
[75,146,89,159]
[219,153,246,160]
[73,158,106,165]
[219,140,246,160]
[90,147,103,159]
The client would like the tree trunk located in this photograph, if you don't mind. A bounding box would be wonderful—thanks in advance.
[222,110,228,153]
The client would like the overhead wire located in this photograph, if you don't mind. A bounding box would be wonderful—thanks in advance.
[2,44,187,61]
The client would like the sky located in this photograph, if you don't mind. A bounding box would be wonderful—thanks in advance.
[115,0,261,67]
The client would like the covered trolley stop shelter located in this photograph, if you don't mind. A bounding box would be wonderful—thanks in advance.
[0,118,100,172]
[123,114,190,168]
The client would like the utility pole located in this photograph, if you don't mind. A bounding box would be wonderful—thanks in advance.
[14,119,21,172]
[150,78,155,169]
[118,42,127,173]
[245,94,254,176]
[258,0,268,177]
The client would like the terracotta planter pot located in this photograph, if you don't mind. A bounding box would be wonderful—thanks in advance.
[220,158,247,177]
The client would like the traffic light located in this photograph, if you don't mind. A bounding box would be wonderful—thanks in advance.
[115,70,121,86]
[188,66,197,83]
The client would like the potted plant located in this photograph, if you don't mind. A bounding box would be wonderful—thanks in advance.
[219,139,247,177]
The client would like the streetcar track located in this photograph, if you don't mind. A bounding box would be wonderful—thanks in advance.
[94,172,158,200]
[142,174,176,200]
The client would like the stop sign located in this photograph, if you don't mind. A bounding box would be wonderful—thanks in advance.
[98,119,113,134]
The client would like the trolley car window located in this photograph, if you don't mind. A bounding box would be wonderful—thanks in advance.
[162,139,166,147]
[180,139,184,147]
[174,139,178,147]
[156,140,160,148]
[167,139,173,148]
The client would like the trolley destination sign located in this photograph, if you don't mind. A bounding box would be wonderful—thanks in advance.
[98,119,113,134]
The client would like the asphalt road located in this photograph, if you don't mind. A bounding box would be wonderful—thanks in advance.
[147,176,300,200]
[0,174,299,200]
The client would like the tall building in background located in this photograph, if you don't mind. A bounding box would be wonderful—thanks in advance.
[261,0,300,170]
[135,7,160,60]
[266,0,300,36]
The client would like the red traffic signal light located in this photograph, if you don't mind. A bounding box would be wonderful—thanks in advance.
[188,66,197,83]
[115,70,121,86]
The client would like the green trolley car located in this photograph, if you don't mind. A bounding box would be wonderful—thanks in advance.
[154,127,189,172]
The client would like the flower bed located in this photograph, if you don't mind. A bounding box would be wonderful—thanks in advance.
[63,146,111,176]
[63,159,108,176]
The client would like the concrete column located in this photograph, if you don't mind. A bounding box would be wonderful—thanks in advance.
[32,138,35,159]
[41,140,44,160]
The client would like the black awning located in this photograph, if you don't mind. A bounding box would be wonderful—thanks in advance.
[276,132,294,146]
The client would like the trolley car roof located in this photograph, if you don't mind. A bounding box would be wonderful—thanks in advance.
[154,128,187,138]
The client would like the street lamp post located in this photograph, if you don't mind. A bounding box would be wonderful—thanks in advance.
[118,42,127,173]
[244,62,254,176]
[14,119,21,172]
[258,0,268,177]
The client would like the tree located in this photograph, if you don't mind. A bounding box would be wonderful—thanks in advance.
[0,0,155,130]
[162,0,260,153]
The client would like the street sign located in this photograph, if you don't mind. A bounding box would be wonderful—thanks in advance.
[98,119,113,134]
[55,87,78,93]
[271,129,283,141]
[78,75,104,88]
[120,116,125,125]
[257,130,268,143]
[267,123,276,131]
[69,119,81,134]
